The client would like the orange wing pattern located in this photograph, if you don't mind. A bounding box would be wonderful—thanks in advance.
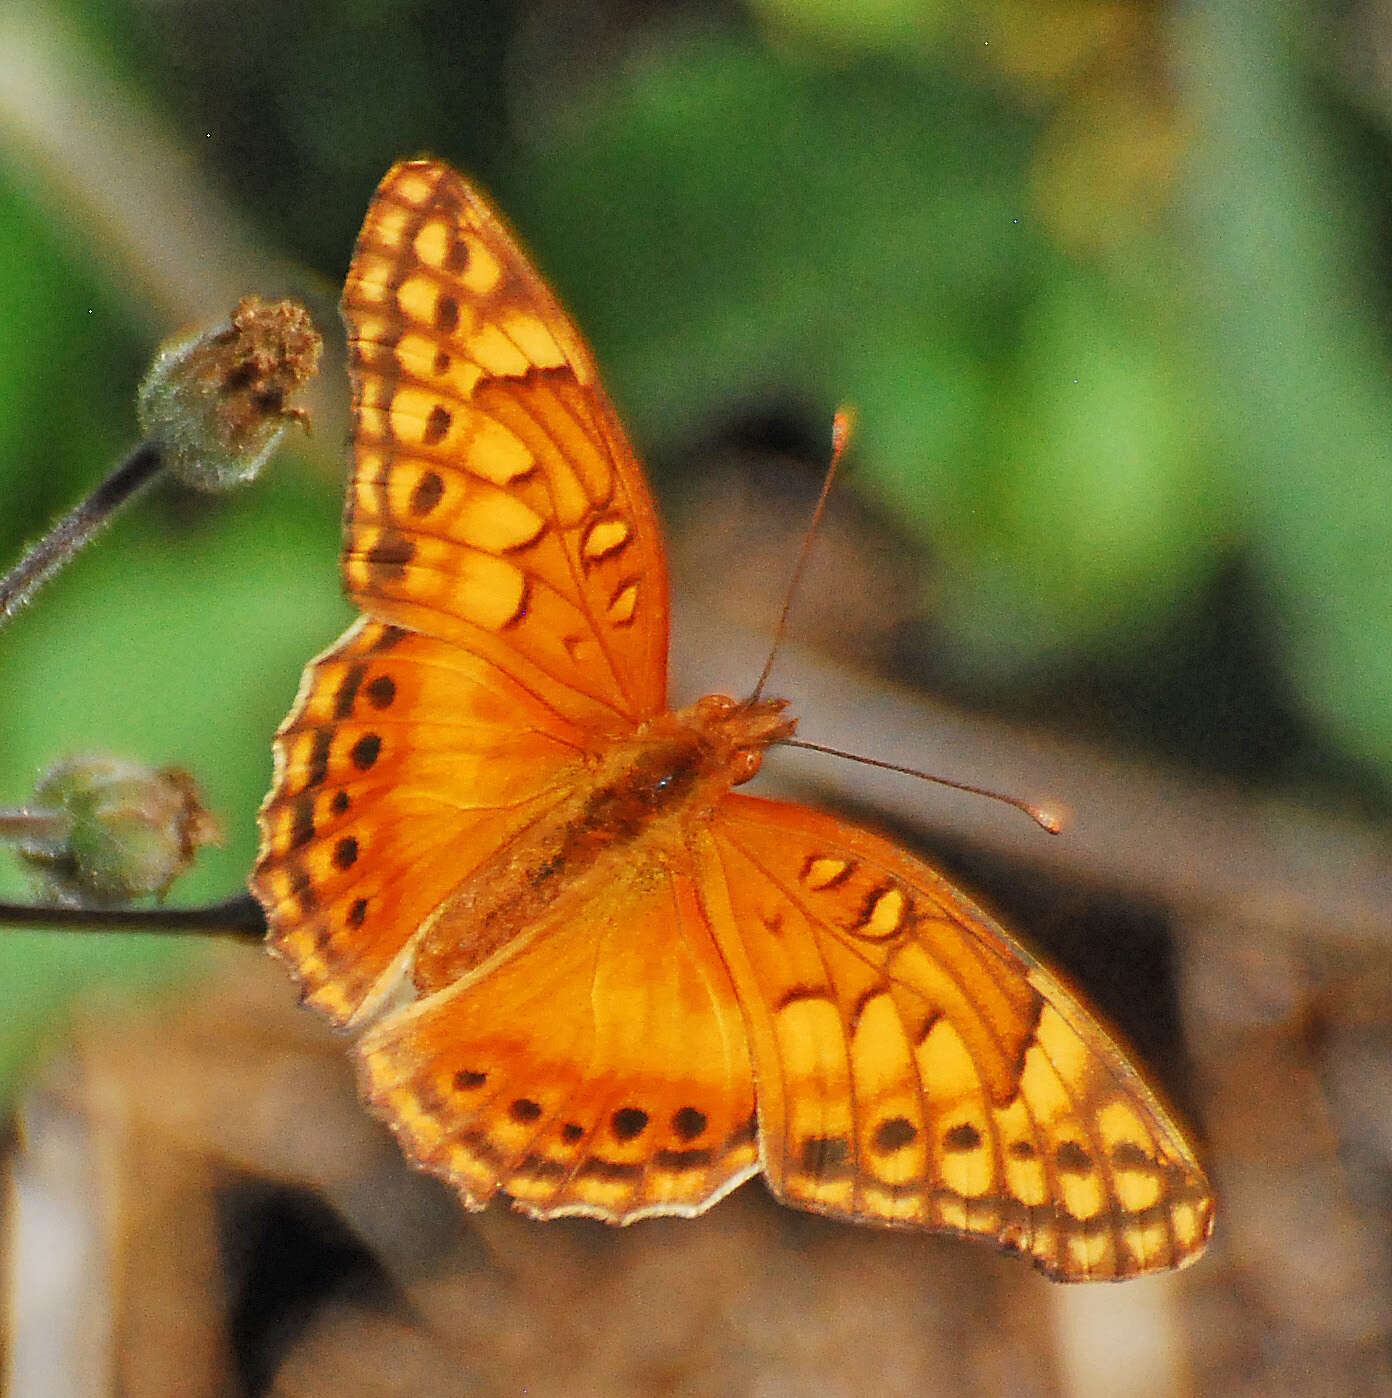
[342,160,668,725]
[698,795,1213,1280]
[255,158,1213,1282]
[355,854,759,1221]
[253,618,590,1025]
[257,158,670,1022]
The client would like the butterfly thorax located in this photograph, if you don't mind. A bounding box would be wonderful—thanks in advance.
[405,696,796,1000]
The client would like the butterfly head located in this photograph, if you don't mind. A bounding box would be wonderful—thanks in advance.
[688,693,797,788]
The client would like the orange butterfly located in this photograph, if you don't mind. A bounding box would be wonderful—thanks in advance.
[252,159,1213,1280]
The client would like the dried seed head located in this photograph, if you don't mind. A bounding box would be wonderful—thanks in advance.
[137,296,321,490]
[19,754,222,905]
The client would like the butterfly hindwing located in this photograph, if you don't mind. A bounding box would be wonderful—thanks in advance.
[354,857,759,1221]
[699,794,1214,1280]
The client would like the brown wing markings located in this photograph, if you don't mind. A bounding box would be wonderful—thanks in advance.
[508,1070,604,1210]
[293,625,551,759]
[307,632,602,749]
[750,817,1062,1245]
[343,238,561,395]
[490,306,572,381]
[413,169,600,384]
[713,825,941,1214]
[1021,1003,1132,1277]
[281,770,573,946]
[744,835,869,1201]
[988,947,1193,1273]
[341,512,637,723]
[346,550,524,637]
[427,163,668,713]
[255,616,601,1026]
[1034,1015,1186,1274]
[350,405,612,595]
[478,378,612,530]
[355,852,759,1221]
[459,1054,572,1206]
[691,824,856,1203]
[344,179,646,717]
[266,829,489,1023]
[717,818,1030,1085]
[267,770,578,831]
[708,797,1213,1277]
[345,373,645,718]
[353,592,637,729]
[274,709,588,743]
[351,160,670,720]
[473,377,648,698]
[504,919,620,1211]
[268,821,443,936]
[881,904,1053,1251]
[532,866,755,1215]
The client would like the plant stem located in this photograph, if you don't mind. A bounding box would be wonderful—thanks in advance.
[0,892,264,939]
[0,440,164,626]
[0,809,72,849]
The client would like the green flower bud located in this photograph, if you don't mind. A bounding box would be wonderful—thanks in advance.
[137,296,321,490]
[18,754,222,906]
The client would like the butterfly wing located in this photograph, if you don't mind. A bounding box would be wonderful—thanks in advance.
[254,618,604,1024]
[255,159,672,1021]
[696,793,1214,1280]
[354,852,759,1221]
[342,158,668,724]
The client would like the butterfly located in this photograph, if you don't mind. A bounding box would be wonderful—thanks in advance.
[251,158,1213,1281]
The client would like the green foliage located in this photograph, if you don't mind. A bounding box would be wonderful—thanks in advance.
[0,461,346,1095]
[1181,0,1392,776]
[0,172,144,554]
[513,39,1213,672]
[517,20,1392,774]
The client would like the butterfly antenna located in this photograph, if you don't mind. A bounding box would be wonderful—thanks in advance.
[749,406,856,703]
[779,738,1064,833]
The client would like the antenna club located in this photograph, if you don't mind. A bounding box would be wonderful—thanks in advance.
[831,404,857,457]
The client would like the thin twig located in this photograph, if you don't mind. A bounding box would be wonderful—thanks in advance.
[0,810,71,846]
[0,892,264,939]
[0,441,163,625]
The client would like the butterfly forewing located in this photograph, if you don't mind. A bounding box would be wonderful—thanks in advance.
[342,160,669,725]
[253,619,589,1025]
[258,158,672,1023]
[700,794,1214,1280]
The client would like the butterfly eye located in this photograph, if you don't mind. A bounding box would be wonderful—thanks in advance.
[695,694,738,721]
[730,751,763,785]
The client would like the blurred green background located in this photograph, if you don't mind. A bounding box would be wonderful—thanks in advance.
[0,0,1389,1097]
